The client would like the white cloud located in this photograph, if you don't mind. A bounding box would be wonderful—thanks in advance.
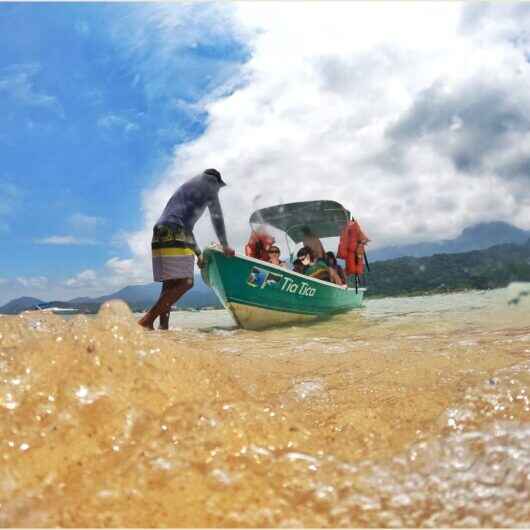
[35,235,97,246]
[0,64,63,115]
[61,258,150,293]
[64,269,98,289]
[69,213,105,232]
[104,2,530,276]
[17,276,48,289]
[97,113,140,134]
[33,214,104,247]
[110,2,249,103]
[104,257,150,286]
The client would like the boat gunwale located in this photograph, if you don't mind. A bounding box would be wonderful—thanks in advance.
[204,247,367,293]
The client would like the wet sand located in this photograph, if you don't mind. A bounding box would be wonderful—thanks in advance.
[1,285,529,526]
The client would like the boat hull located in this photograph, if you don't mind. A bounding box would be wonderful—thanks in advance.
[202,248,364,330]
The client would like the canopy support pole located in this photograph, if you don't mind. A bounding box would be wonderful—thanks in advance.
[285,232,294,265]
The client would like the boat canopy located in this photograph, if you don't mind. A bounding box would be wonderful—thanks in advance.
[249,200,350,244]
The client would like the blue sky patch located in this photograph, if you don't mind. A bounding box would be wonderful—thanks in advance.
[0,2,249,301]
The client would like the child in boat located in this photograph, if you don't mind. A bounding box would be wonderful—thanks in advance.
[268,245,288,268]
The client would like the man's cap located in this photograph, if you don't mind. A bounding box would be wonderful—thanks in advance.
[204,168,226,187]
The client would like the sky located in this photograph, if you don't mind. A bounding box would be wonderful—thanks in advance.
[1,2,530,304]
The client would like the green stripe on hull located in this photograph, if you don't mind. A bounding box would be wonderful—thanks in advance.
[202,248,364,330]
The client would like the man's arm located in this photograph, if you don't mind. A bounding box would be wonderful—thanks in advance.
[329,266,345,286]
[208,195,234,256]
[189,232,205,269]
[189,232,201,257]
[208,195,228,247]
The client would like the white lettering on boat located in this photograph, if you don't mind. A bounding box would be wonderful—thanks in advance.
[281,277,316,297]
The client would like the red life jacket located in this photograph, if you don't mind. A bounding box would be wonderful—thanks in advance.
[245,231,274,262]
[337,220,369,276]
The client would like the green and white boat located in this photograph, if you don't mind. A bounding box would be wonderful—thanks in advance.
[201,201,365,330]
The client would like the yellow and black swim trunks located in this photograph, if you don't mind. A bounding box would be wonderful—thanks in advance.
[151,223,197,281]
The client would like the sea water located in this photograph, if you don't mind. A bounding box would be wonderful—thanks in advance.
[1,285,529,527]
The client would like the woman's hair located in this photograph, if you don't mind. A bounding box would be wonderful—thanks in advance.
[292,258,304,273]
[326,251,337,265]
[297,246,314,260]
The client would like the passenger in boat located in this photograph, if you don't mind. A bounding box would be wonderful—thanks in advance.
[325,251,347,285]
[245,226,274,262]
[297,246,329,281]
[292,258,305,274]
[268,245,288,269]
[139,168,235,331]
[297,247,346,286]
[302,226,326,260]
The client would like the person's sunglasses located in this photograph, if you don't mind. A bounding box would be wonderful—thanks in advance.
[269,250,280,254]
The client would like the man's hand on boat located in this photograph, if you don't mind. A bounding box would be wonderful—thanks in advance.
[222,245,235,257]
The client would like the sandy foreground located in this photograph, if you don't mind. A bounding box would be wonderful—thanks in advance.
[1,287,529,526]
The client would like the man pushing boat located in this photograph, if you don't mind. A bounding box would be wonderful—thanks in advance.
[138,168,234,330]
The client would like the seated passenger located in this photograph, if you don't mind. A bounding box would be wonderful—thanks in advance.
[268,245,288,268]
[297,247,346,286]
[325,251,347,285]
[245,226,274,262]
[302,226,325,260]
[292,258,304,274]
[296,246,330,281]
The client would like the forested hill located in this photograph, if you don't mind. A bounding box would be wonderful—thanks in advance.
[369,221,530,262]
[366,239,530,297]
[3,240,530,313]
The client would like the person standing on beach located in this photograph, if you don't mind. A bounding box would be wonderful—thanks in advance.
[138,168,234,330]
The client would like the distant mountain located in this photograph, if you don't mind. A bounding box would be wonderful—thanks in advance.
[366,238,530,297]
[0,275,222,315]
[0,296,44,315]
[67,296,95,304]
[87,276,221,311]
[4,228,530,315]
[369,222,530,262]
[93,283,162,307]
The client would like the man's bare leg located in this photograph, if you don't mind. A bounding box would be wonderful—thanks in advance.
[138,278,193,330]
[159,311,170,330]
[158,282,171,330]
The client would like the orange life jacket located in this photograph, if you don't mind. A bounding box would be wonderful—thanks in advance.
[337,220,369,276]
[244,231,274,262]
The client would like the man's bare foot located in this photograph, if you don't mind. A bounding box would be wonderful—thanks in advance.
[138,316,154,330]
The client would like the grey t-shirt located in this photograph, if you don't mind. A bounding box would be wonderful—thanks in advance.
[156,171,229,248]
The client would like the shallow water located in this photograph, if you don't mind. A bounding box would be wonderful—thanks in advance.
[1,285,529,527]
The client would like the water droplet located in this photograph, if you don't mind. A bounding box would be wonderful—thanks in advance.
[210,468,232,485]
